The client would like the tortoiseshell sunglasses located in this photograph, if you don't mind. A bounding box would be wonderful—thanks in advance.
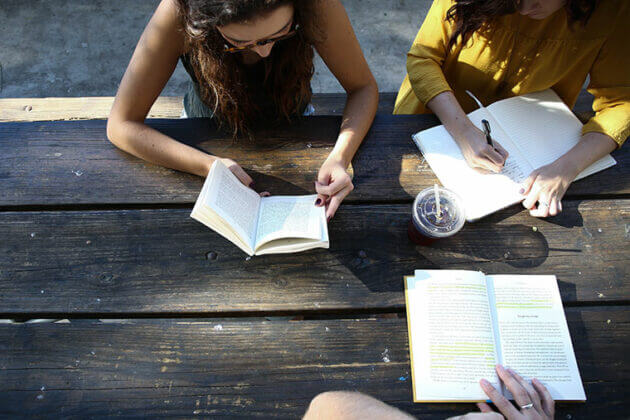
[223,23,300,53]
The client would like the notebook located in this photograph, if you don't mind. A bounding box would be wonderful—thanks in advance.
[404,270,586,403]
[412,89,616,221]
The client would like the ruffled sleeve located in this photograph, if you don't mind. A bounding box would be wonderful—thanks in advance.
[405,0,456,106]
[581,4,630,147]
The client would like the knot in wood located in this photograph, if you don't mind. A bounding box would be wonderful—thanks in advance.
[274,278,288,288]
[100,274,114,284]
[205,251,218,261]
[358,250,367,259]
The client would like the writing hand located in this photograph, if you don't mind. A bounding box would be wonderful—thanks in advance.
[457,125,509,173]
[315,156,354,221]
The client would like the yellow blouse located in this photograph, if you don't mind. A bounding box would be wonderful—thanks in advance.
[394,0,630,146]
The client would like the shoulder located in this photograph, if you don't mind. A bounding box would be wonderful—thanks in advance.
[143,0,187,55]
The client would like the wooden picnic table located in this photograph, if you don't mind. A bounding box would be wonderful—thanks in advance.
[0,98,628,418]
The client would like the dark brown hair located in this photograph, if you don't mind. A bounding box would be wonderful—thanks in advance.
[176,0,322,136]
[446,0,597,51]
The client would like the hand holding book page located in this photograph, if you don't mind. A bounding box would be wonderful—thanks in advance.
[405,271,586,403]
[191,160,329,255]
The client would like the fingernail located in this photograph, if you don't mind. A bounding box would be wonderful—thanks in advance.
[480,379,490,386]
[519,188,525,194]
[327,215,332,222]
[315,198,322,206]
[249,181,255,188]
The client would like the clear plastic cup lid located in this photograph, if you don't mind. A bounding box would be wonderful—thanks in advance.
[412,186,466,238]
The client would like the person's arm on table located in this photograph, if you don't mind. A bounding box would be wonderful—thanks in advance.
[404,0,508,174]
[312,0,378,220]
[106,0,255,187]
[521,6,629,218]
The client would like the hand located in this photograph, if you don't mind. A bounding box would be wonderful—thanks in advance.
[520,159,578,217]
[315,156,354,220]
[456,125,509,173]
[476,365,555,420]
[217,158,269,196]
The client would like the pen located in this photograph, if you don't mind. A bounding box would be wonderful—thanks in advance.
[481,119,493,147]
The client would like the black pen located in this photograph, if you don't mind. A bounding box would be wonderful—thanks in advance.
[481,119,493,147]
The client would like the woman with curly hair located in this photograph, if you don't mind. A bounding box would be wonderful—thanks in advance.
[107,0,378,220]
[395,0,629,218]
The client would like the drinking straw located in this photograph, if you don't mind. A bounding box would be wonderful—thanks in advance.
[434,184,442,219]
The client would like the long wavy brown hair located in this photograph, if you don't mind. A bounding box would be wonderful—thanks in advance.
[446,0,597,51]
[176,0,322,136]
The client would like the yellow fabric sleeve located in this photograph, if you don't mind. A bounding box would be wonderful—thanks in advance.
[405,0,455,106]
[581,4,630,147]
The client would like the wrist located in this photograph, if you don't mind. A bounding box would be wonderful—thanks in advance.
[326,149,350,169]
[450,121,479,149]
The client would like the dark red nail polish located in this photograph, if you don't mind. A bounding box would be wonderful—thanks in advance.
[315,198,322,206]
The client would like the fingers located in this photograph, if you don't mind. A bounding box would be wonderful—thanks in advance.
[479,378,520,419]
[259,191,271,197]
[325,183,353,220]
[493,141,510,161]
[532,378,555,418]
[520,171,539,196]
[529,192,551,217]
[507,368,542,412]
[496,364,532,409]
[548,197,559,216]
[315,178,347,197]
[476,402,493,413]
[484,146,507,168]
[228,164,254,188]
[522,182,541,210]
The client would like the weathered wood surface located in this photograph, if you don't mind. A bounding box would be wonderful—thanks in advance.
[0,90,597,123]
[1,308,628,418]
[2,116,628,207]
[1,199,626,316]
[0,93,397,122]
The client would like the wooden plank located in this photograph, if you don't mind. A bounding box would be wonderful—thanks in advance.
[0,199,627,316]
[0,93,396,122]
[0,90,594,123]
[1,116,628,207]
[0,97,184,122]
[1,307,628,418]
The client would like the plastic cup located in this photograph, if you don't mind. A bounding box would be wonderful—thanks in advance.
[408,186,466,245]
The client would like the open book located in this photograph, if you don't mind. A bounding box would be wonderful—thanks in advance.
[412,89,616,221]
[404,270,586,402]
[191,160,329,256]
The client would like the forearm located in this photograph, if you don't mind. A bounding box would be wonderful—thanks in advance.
[426,91,475,144]
[327,83,378,168]
[555,131,617,177]
[106,119,216,177]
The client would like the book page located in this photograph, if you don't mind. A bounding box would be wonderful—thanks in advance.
[254,195,323,249]
[405,270,500,401]
[487,275,586,401]
[202,160,261,251]
[487,90,616,180]
[413,108,532,221]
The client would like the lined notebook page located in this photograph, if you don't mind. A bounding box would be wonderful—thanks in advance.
[413,108,529,221]
[486,90,616,180]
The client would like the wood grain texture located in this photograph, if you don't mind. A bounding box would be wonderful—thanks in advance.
[1,199,626,315]
[0,90,596,123]
[1,308,628,418]
[2,116,628,207]
[0,93,396,122]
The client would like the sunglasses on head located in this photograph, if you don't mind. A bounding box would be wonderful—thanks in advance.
[223,22,300,53]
